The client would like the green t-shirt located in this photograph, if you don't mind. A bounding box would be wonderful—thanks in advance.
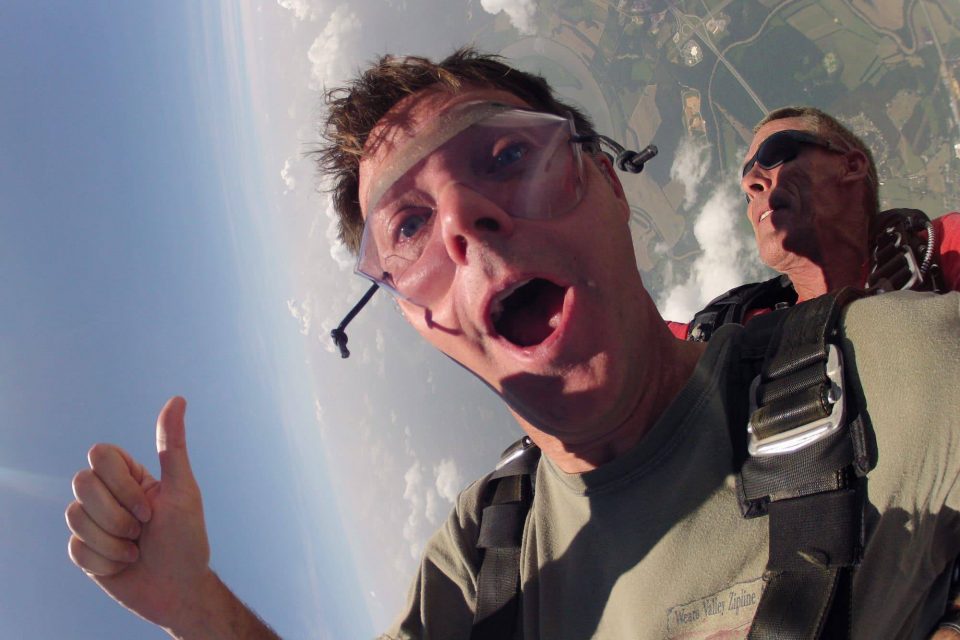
[383,291,960,640]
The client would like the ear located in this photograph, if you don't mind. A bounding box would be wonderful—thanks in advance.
[591,153,630,221]
[838,148,869,184]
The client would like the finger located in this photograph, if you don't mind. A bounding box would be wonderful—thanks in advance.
[67,534,129,577]
[86,443,153,523]
[72,468,142,539]
[65,500,139,563]
[156,396,195,490]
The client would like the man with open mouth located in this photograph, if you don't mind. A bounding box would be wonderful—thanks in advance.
[66,49,960,640]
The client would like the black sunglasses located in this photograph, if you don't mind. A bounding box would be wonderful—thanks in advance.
[742,129,844,178]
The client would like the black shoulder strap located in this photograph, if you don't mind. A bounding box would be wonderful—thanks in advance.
[470,437,540,640]
[688,275,797,342]
[737,289,872,640]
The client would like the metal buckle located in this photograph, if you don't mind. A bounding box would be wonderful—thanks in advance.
[496,436,534,470]
[868,229,923,292]
[747,344,845,457]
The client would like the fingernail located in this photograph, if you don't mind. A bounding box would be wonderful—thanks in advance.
[133,504,151,523]
[128,544,140,562]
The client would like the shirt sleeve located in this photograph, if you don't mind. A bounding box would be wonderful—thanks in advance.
[379,477,487,640]
[666,321,689,340]
[934,212,960,292]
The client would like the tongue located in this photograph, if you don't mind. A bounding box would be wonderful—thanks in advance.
[497,280,566,347]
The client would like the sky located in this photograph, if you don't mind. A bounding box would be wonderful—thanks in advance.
[4,1,956,638]
[0,2,534,637]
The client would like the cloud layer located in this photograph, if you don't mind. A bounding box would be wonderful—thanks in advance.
[658,183,767,321]
[400,457,463,559]
[658,137,768,322]
[308,5,361,90]
[480,0,537,35]
[277,0,315,21]
[669,135,712,208]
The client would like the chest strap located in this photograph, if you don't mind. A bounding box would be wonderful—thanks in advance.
[738,290,872,640]
[470,436,540,640]
[687,274,797,342]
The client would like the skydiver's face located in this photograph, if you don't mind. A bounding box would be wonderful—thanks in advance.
[358,86,658,440]
[740,118,855,273]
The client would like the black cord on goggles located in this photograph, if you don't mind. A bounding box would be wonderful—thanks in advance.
[741,130,844,178]
[330,136,657,359]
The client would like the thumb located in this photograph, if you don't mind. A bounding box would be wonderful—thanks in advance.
[156,396,195,488]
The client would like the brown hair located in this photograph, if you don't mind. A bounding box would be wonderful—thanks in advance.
[314,47,598,254]
[755,106,880,214]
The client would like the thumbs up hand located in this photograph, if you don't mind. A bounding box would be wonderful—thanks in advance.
[66,397,214,631]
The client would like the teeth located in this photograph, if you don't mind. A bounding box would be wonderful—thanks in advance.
[490,298,503,324]
[490,279,531,323]
[759,210,773,222]
[548,311,561,329]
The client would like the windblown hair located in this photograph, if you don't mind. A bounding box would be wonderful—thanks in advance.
[314,47,598,255]
[755,106,880,214]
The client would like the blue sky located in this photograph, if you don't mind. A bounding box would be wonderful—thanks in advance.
[1,3,369,637]
[1,2,529,636]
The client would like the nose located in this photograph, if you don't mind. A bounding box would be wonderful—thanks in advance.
[436,182,515,265]
[740,162,772,207]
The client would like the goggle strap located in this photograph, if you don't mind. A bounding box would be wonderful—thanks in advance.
[330,282,380,359]
[574,134,658,174]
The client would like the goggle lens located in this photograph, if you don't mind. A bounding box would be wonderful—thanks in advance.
[357,105,584,307]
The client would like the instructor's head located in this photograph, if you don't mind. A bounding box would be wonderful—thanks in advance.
[740,106,877,273]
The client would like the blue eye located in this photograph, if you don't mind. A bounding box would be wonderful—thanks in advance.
[396,209,431,240]
[491,143,527,172]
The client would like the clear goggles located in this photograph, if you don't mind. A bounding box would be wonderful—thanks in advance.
[356,102,587,308]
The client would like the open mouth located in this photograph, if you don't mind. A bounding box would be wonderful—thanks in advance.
[759,209,773,223]
[490,278,567,347]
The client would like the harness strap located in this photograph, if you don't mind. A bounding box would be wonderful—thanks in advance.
[687,275,796,342]
[470,438,540,640]
[740,291,870,640]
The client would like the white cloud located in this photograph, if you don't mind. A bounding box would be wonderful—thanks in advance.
[0,466,63,502]
[307,5,361,90]
[397,456,464,561]
[286,297,312,335]
[434,458,464,504]
[276,0,315,21]
[658,183,766,322]
[669,136,712,208]
[401,461,442,559]
[480,0,537,35]
[280,158,297,192]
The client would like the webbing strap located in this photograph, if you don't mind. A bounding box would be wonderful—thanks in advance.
[743,291,867,640]
[748,568,845,640]
[470,441,539,640]
[750,490,860,639]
